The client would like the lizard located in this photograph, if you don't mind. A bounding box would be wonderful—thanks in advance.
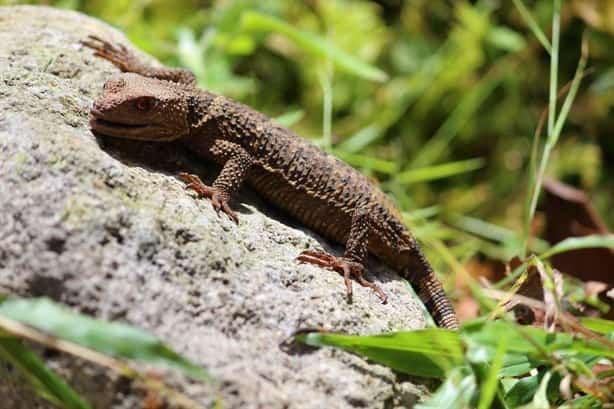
[81,35,459,330]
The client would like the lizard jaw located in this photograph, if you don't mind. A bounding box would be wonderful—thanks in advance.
[89,115,152,139]
[88,109,168,140]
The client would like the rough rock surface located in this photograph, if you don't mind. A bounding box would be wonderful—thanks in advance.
[0,6,428,409]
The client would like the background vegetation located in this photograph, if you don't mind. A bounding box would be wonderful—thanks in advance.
[1,0,613,408]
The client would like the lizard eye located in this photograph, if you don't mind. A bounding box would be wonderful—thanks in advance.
[135,97,157,111]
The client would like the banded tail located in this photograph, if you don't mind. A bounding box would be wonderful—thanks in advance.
[404,246,459,330]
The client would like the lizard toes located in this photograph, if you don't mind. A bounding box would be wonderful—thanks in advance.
[210,194,238,223]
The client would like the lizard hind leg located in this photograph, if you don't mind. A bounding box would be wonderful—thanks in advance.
[297,206,387,304]
[297,250,388,303]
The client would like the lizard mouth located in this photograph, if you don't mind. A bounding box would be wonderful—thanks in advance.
[89,110,154,139]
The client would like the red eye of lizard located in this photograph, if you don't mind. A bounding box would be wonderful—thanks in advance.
[135,97,156,111]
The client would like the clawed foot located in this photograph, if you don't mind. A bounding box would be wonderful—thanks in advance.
[179,172,238,224]
[297,250,387,303]
[81,35,138,72]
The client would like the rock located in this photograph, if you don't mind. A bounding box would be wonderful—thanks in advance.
[0,5,428,409]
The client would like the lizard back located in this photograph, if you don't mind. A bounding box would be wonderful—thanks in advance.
[185,93,419,270]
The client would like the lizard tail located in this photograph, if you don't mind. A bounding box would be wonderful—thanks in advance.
[404,246,459,330]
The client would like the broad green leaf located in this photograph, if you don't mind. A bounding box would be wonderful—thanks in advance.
[463,320,614,359]
[0,298,210,382]
[240,11,388,82]
[415,367,476,409]
[516,371,551,409]
[0,337,91,409]
[498,353,534,378]
[558,395,603,409]
[505,373,542,408]
[297,329,463,378]
[540,235,614,259]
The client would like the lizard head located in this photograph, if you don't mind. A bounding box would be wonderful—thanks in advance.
[89,73,190,141]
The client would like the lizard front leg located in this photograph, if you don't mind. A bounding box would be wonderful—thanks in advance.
[81,35,197,86]
[297,206,387,303]
[180,140,253,223]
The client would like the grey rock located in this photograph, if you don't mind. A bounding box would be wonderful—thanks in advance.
[0,5,428,409]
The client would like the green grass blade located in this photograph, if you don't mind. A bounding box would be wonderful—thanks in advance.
[449,214,550,258]
[274,109,304,127]
[297,329,464,378]
[0,336,91,409]
[477,336,508,409]
[549,37,589,148]
[539,234,614,259]
[579,317,614,335]
[334,150,398,174]
[395,158,484,185]
[523,5,590,255]
[403,206,441,222]
[0,298,210,382]
[547,0,560,139]
[411,77,499,168]
[511,0,552,53]
[240,11,387,82]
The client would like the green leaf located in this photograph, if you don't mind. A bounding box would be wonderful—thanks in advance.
[505,373,542,408]
[334,150,398,174]
[0,298,210,382]
[273,109,304,127]
[410,76,499,167]
[462,320,614,361]
[539,235,614,259]
[240,11,388,82]
[511,0,552,53]
[415,367,476,409]
[486,26,527,52]
[177,27,206,80]
[0,337,91,409]
[558,395,603,409]
[297,329,464,378]
[396,158,484,184]
[579,317,614,335]
[516,371,551,409]
[477,336,508,409]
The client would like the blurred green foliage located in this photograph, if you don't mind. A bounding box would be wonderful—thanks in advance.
[3,0,613,278]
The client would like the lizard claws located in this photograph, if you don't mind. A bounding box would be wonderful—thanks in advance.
[81,35,135,72]
[297,250,387,304]
[179,172,239,224]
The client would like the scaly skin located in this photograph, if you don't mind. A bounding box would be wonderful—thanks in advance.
[82,35,459,329]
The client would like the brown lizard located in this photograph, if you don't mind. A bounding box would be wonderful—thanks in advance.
[82,35,459,329]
